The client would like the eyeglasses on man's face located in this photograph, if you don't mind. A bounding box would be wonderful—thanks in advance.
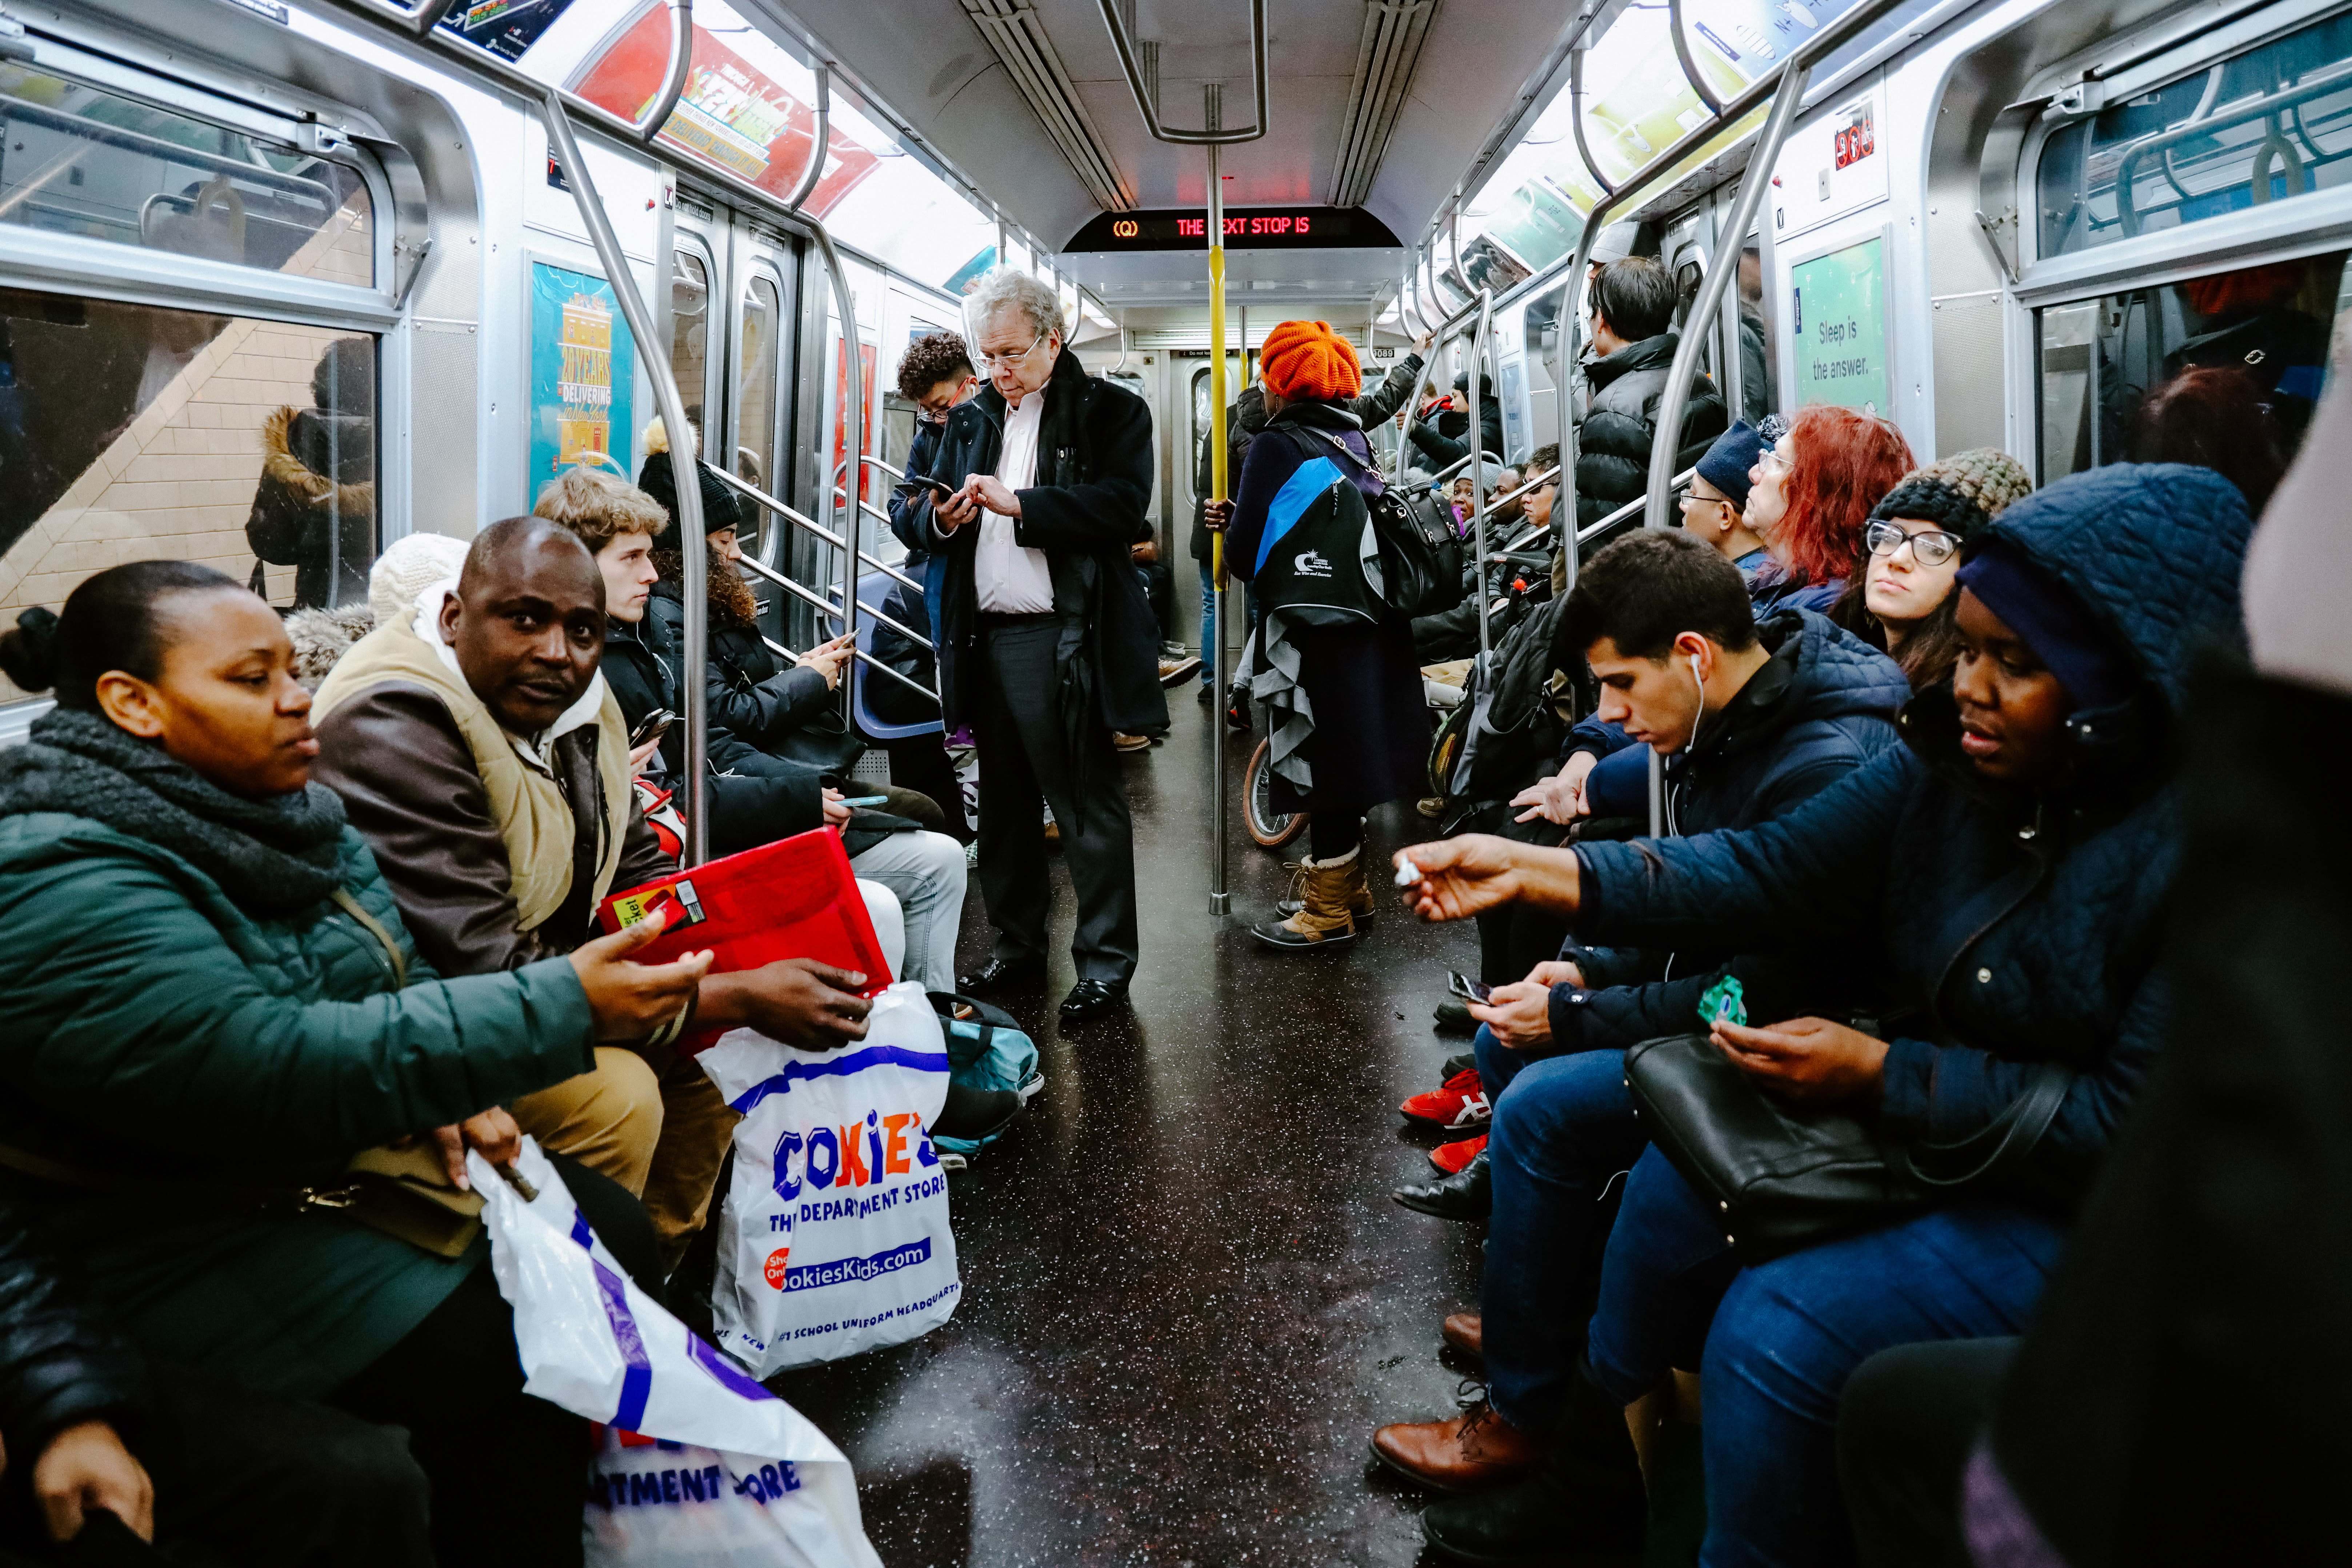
[975,332,1050,371]
[1865,519,1962,566]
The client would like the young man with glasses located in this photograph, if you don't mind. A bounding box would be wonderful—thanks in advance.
[887,270,1162,1024]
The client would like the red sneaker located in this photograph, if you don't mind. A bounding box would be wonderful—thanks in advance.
[1401,1068,1492,1134]
[1429,1132,1488,1175]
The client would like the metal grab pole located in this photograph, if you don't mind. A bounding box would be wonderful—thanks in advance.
[814,221,864,680]
[1639,52,1811,837]
[1469,289,1493,659]
[1208,139,1230,919]
[541,89,709,865]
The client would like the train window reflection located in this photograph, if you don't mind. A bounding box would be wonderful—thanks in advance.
[2035,252,2346,508]
[735,273,779,550]
[0,65,374,285]
[0,287,376,699]
[2037,10,2352,258]
[669,249,710,436]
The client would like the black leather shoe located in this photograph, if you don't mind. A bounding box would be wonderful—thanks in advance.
[1058,977,1129,1022]
[1420,1359,1646,1566]
[957,957,1045,996]
[1394,1150,1491,1221]
[1434,999,1476,1035]
[1441,1052,1477,1080]
[933,1082,1022,1142]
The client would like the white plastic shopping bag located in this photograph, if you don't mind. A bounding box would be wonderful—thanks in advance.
[696,981,961,1373]
[469,1140,883,1568]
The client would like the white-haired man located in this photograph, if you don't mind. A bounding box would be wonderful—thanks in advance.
[887,267,1161,1022]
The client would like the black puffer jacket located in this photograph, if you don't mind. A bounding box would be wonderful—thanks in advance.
[646,583,857,774]
[1573,332,1728,531]
[1406,378,1505,470]
[0,1197,151,1471]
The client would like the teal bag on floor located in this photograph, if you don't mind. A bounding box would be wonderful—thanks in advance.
[926,992,1044,1159]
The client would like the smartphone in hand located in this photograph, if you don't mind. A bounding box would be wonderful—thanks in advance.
[630,709,678,748]
[1447,971,1494,1004]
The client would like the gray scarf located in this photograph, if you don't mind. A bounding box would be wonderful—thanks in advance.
[0,709,347,917]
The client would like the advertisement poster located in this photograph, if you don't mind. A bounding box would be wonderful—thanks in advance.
[571,7,882,217]
[436,0,579,62]
[531,261,637,489]
[833,337,878,508]
[1791,234,1889,414]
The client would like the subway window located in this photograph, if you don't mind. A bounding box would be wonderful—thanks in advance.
[2035,251,2347,498]
[0,287,376,699]
[2036,10,2352,258]
[0,63,375,284]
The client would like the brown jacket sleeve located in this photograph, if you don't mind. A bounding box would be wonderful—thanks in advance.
[613,799,676,895]
[312,681,561,977]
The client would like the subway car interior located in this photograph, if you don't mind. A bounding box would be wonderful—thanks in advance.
[0,0,2344,1564]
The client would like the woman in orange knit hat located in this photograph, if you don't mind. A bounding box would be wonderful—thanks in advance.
[1220,321,1432,950]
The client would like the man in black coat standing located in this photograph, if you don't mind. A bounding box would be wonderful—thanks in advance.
[893,268,1163,1022]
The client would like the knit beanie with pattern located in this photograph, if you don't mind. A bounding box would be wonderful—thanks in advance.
[1869,448,2033,538]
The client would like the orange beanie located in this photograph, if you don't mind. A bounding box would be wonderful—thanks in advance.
[1259,319,1361,402]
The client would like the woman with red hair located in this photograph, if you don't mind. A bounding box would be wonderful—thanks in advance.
[1219,320,1431,951]
[1744,406,1917,614]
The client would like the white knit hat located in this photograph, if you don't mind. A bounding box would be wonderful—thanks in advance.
[368,532,471,626]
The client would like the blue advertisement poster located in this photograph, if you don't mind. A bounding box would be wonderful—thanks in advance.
[530,261,636,491]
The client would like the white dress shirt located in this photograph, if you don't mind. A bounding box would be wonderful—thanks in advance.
[973,388,1057,613]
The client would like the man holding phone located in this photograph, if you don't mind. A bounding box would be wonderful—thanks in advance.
[890,269,1163,1023]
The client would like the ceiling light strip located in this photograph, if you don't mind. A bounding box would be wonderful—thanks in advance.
[960,0,1134,210]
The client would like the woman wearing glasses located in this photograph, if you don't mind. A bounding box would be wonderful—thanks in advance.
[1743,405,1917,616]
[1838,450,2034,689]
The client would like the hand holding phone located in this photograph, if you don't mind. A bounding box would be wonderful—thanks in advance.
[629,709,677,748]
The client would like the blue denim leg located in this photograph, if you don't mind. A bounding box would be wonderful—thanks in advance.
[1584,1146,1740,1406]
[1197,562,1217,685]
[1481,1050,1647,1436]
[1694,1207,2068,1568]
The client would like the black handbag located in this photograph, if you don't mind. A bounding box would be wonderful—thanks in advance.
[1624,1033,2070,1264]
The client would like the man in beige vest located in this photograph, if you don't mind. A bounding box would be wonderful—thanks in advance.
[312,517,873,1260]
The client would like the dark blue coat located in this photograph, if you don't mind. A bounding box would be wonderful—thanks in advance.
[1553,608,1908,1044]
[1572,464,2252,1200]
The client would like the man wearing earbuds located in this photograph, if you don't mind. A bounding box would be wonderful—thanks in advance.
[1375,528,1911,1494]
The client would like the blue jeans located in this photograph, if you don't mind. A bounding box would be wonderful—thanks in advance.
[1473,1020,1562,1099]
[1196,562,1259,685]
[1586,1148,2068,1568]
[1481,1046,1647,1436]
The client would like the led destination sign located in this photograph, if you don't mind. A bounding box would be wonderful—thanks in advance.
[1067,206,1400,252]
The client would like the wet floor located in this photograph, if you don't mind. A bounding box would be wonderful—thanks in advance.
[771,689,1489,1567]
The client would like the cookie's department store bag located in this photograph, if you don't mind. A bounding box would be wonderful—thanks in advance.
[697,982,961,1373]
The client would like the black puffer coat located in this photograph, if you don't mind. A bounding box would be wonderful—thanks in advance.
[646,582,859,774]
[0,1198,150,1474]
[1406,378,1505,469]
[1573,331,1728,531]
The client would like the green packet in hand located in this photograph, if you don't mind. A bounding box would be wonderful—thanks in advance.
[1698,975,1748,1029]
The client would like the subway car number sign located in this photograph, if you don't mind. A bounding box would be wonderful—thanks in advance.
[1067,207,1400,252]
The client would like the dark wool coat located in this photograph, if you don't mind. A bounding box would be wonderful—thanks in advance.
[1572,464,2252,1202]
[891,348,1167,736]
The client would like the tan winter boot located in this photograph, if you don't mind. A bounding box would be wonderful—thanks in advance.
[1251,846,1363,950]
[1274,850,1378,928]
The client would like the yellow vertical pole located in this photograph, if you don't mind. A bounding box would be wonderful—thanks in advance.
[1207,139,1230,917]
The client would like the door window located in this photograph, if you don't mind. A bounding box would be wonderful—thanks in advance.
[2035,251,2348,507]
[0,286,376,702]
[0,63,374,283]
[668,249,709,437]
[734,273,780,549]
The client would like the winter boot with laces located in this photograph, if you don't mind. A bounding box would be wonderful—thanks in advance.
[1419,1358,1646,1566]
[1275,853,1377,927]
[1251,846,1361,950]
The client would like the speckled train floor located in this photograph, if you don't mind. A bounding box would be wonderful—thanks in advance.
[768,691,1487,1567]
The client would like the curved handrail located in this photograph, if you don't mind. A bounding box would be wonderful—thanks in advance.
[633,1,695,143]
[1096,0,1269,145]
[782,64,830,212]
[708,464,926,601]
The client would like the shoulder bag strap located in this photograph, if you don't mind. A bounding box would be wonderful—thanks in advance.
[1905,1059,2072,1190]
[330,887,407,990]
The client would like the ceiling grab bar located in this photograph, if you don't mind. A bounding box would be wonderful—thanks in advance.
[1096,0,1269,144]
[1637,49,1809,837]
[1666,0,1724,116]
[542,87,709,864]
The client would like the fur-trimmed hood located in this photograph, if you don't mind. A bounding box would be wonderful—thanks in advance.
[259,405,373,517]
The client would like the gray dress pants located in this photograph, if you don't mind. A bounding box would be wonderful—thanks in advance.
[972,615,1139,983]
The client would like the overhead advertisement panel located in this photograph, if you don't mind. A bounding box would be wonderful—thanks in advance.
[1065,208,1403,252]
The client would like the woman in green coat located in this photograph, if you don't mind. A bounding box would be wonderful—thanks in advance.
[0,561,708,1567]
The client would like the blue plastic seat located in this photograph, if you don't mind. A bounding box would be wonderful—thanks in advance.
[850,569,944,742]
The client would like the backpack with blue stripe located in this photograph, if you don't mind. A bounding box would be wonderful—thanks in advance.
[926,992,1043,1160]
[1252,424,1464,626]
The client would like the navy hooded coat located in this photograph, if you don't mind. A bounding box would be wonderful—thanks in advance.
[1570,464,2252,1199]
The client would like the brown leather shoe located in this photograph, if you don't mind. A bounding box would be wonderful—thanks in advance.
[1369,1403,1540,1491]
[1442,1311,1484,1362]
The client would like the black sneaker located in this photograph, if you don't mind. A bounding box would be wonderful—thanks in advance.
[1441,1051,1477,1080]
[1434,999,1476,1035]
